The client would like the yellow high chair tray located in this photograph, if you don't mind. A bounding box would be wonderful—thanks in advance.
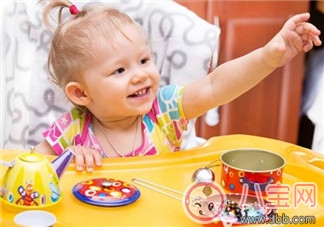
[1,135,323,226]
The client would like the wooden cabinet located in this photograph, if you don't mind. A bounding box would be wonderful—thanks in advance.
[177,0,309,144]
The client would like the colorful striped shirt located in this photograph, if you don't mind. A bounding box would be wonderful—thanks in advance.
[43,85,188,157]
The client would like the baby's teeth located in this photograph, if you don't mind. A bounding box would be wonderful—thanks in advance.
[135,89,146,96]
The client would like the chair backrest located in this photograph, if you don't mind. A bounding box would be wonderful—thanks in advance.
[1,0,220,150]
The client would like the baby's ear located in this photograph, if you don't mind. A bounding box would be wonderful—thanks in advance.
[65,82,91,106]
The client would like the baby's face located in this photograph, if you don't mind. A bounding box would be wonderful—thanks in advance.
[80,24,160,120]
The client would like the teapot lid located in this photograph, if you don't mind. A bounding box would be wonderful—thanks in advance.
[19,147,44,162]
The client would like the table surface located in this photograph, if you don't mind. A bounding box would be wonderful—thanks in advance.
[1,134,324,227]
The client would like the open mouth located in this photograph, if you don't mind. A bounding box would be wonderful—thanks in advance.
[128,87,149,98]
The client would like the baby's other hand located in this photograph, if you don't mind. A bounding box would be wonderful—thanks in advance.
[262,13,321,68]
[67,146,102,172]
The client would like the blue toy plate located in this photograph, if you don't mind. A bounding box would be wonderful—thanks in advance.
[72,178,140,207]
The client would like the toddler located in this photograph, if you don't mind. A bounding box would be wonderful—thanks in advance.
[35,0,321,171]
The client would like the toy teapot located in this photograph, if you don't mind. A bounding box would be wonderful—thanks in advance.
[0,148,74,210]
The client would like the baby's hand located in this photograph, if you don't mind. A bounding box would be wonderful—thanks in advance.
[262,13,321,68]
[67,146,102,172]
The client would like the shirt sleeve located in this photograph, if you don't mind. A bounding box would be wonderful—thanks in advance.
[42,107,89,155]
[154,85,188,149]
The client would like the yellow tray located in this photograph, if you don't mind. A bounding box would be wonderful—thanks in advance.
[1,135,323,226]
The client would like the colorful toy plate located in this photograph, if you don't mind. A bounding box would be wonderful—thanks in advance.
[72,178,140,207]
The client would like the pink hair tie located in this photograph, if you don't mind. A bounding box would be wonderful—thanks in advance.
[69,4,79,15]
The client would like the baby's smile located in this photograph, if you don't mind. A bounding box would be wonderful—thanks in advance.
[129,87,149,98]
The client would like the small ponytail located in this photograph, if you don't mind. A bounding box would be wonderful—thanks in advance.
[69,4,79,15]
[38,0,79,27]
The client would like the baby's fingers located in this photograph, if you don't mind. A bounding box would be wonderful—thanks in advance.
[302,40,314,53]
[72,147,87,171]
[92,150,103,167]
[70,146,100,172]
[290,12,311,25]
[296,23,322,47]
[82,148,102,172]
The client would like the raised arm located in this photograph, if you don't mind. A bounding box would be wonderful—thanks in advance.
[182,13,322,119]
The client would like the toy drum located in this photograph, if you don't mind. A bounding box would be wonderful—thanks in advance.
[220,148,286,196]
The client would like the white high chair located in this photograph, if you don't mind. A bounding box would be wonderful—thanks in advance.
[1,0,220,150]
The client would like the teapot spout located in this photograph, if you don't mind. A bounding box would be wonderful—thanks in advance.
[0,160,15,168]
[52,149,75,178]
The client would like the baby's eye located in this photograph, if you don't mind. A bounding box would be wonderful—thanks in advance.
[113,67,125,75]
[140,58,150,65]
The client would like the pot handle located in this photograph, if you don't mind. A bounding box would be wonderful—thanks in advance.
[205,159,221,168]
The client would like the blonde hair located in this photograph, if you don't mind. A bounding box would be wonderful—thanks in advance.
[39,0,150,89]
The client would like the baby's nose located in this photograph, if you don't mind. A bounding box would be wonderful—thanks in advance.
[131,69,148,83]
